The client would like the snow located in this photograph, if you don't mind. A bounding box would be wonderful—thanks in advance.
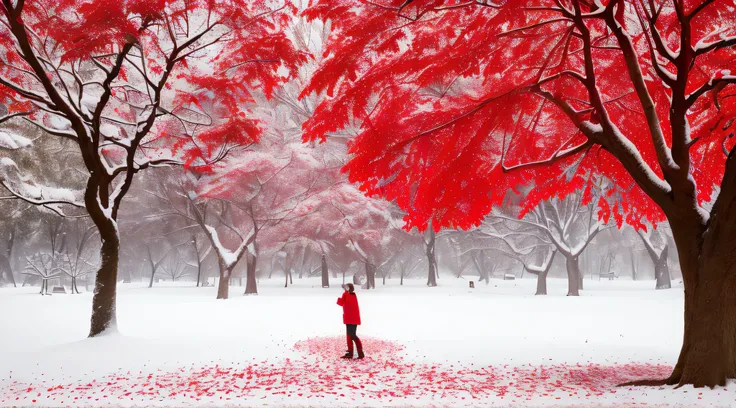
[204,225,248,269]
[1,277,734,407]
[0,130,32,149]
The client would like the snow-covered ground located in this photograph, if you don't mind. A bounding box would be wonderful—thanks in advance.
[0,277,733,407]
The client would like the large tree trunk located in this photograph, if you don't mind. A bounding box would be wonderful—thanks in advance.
[655,215,736,388]
[364,262,376,289]
[216,262,231,299]
[88,222,120,337]
[565,255,580,297]
[626,157,736,388]
[321,254,329,288]
[426,229,438,287]
[244,252,258,295]
[535,270,548,295]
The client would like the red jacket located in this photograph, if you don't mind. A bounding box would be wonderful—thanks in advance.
[337,292,361,325]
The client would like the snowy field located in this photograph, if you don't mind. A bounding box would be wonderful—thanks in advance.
[1,277,734,407]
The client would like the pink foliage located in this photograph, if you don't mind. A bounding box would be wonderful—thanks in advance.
[2,336,673,406]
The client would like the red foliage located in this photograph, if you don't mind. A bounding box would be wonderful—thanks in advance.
[301,0,736,232]
[0,0,306,171]
[1,336,673,406]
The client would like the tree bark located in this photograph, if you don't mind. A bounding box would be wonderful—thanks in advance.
[535,270,548,295]
[216,262,231,299]
[321,253,329,288]
[426,229,438,287]
[565,255,580,297]
[654,245,672,290]
[364,262,376,289]
[244,252,258,295]
[147,246,157,289]
[579,270,584,290]
[88,223,120,336]
[148,267,156,288]
[622,153,736,388]
[654,214,736,387]
[629,247,638,281]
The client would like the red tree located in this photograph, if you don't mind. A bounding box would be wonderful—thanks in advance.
[0,0,303,336]
[302,0,736,387]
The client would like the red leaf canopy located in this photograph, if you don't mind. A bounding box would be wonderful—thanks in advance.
[0,0,307,170]
[301,0,736,232]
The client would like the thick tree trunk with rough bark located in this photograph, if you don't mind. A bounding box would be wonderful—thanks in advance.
[660,185,736,388]
[88,222,120,337]
[244,252,258,295]
[321,254,329,288]
[623,153,736,388]
[565,255,580,297]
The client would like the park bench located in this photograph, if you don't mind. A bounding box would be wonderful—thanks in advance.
[599,272,616,280]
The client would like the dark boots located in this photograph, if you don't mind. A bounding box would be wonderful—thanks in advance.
[342,335,353,358]
[341,335,365,359]
[355,338,364,359]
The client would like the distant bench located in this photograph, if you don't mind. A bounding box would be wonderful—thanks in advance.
[599,272,616,280]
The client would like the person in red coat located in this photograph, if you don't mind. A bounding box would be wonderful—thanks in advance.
[337,283,364,359]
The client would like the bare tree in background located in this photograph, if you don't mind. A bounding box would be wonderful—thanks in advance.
[23,254,61,295]
[146,241,188,288]
[161,253,190,282]
[59,222,98,294]
[637,224,673,290]
[190,234,212,287]
[488,192,609,296]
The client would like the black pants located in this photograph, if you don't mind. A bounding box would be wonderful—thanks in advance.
[346,324,358,338]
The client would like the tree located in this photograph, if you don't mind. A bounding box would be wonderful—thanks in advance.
[0,204,18,287]
[422,227,439,287]
[146,241,187,288]
[637,223,673,290]
[190,234,212,287]
[0,0,304,336]
[186,197,252,299]
[195,134,336,295]
[302,1,736,386]
[58,221,98,294]
[22,253,61,294]
[484,192,608,296]
[161,252,189,282]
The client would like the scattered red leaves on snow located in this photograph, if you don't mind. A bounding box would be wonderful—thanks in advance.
[0,336,672,406]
